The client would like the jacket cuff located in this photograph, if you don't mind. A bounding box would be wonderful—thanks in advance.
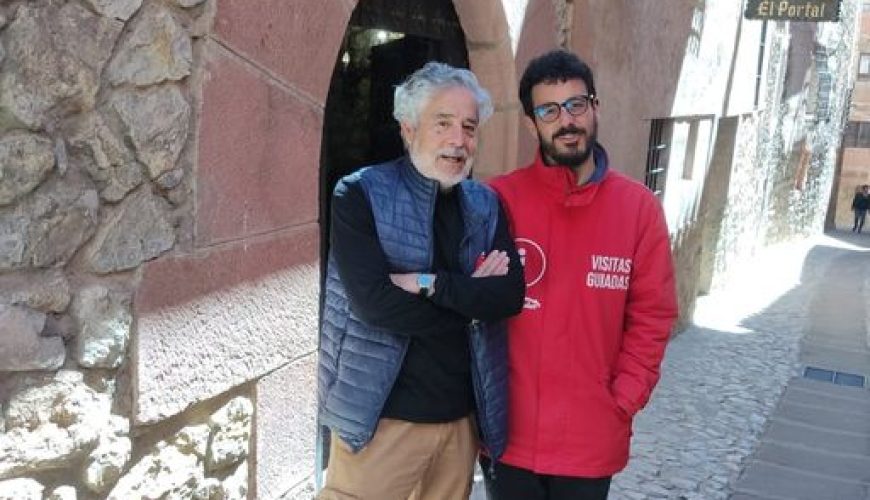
[611,374,647,417]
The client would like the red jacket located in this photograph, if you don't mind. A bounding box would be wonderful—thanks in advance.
[489,149,678,477]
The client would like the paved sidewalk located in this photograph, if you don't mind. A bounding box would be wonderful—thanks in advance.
[473,231,870,500]
[731,231,870,500]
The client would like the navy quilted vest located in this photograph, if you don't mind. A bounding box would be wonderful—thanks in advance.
[318,156,509,457]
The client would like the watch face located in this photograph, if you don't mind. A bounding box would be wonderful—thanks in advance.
[418,274,434,288]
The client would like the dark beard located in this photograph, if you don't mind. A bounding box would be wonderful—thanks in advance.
[539,124,596,168]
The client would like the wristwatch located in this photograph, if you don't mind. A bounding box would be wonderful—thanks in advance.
[417,273,435,298]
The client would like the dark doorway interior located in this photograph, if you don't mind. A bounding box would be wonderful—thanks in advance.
[319,0,469,276]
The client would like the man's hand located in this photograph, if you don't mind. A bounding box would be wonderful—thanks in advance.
[471,250,510,278]
[389,273,427,294]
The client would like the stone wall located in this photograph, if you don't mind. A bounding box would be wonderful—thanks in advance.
[705,2,858,292]
[764,5,857,245]
[0,0,257,498]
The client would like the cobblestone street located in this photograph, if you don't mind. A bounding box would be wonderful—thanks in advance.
[473,231,870,500]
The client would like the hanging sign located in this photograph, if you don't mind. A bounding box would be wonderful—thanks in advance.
[745,0,840,21]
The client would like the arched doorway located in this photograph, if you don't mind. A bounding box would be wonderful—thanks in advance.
[318,0,470,267]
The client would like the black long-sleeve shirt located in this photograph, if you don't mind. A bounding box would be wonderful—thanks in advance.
[330,178,524,422]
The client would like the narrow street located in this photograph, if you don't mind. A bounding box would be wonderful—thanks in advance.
[474,231,870,500]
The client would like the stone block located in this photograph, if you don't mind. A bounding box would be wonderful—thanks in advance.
[0,305,63,372]
[82,0,142,21]
[212,0,349,103]
[255,354,316,500]
[133,224,319,424]
[107,4,192,87]
[206,397,252,472]
[196,44,321,246]
[66,113,143,203]
[514,0,559,70]
[71,285,133,369]
[111,85,191,180]
[0,478,43,500]
[474,107,519,181]
[0,3,121,130]
[86,189,175,274]
[467,45,517,112]
[754,441,870,484]
[0,271,71,313]
[764,419,870,458]
[453,0,511,47]
[734,461,865,500]
[0,132,55,206]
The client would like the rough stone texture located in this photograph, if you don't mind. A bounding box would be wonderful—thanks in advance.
[193,478,222,500]
[155,168,184,192]
[175,0,207,7]
[0,372,112,479]
[256,355,316,500]
[0,132,55,206]
[0,3,122,130]
[72,285,133,368]
[46,485,77,500]
[222,460,248,500]
[112,85,191,180]
[82,0,143,21]
[0,478,43,500]
[106,442,202,500]
[67,113,143,203]
[82,416,132,494]
[86,189,176,274]
[0,304,63,372]
[0,173,100,271]
[28,175,100,269]
[134,228,318,424]
[107,4,192,87]
[0,213,28,269]
[206,397,252,472]
[171,423,210,459]
[0,271,70,312]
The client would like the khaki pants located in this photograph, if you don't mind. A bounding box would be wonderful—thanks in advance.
[318,416,477,500]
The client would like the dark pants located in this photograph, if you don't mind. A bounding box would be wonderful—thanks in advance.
[854,209,867,232]
[480,456,611,500]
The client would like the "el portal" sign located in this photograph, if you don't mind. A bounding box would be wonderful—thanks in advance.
[745,0,840,21]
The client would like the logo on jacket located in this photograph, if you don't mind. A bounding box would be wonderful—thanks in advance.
[586,254,631,290]
[515,238,546,309]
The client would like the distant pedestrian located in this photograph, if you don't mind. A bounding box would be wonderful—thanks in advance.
[483,49,679,500]
[852,184,869,233]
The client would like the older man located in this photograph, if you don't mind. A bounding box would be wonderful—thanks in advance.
[317,62,525,499]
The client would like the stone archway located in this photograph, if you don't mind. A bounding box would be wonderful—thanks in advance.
[453,0,520,179]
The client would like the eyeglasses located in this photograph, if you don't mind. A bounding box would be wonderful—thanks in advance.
[532,95,597,123]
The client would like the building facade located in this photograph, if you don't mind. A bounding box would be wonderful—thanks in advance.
[831,0,870,230]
